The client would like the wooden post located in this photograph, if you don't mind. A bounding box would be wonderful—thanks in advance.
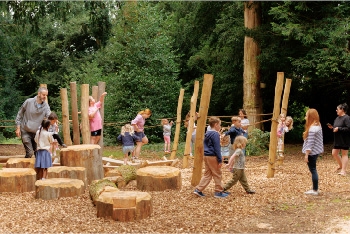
[277,78,292,165]
[92,86,98,101]
[183,81,199,168]
[170,89,185,160]
[70,82,80,145]
[191,74,213,186]
[60,88,72,146]
[81,84,90,144]
[98,82,106,156]
[267,72,284,178]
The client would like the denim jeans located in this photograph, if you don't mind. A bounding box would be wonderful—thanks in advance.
[307,154,319,191]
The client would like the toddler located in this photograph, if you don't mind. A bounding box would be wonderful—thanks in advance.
[220,134,231,164]
[34,119,53,180]
[223,136,255,194]
[184,111,198,157]
[48,112,67,163]
[161,118,174,153]
[117,124,140,164]
[277,114,293,158]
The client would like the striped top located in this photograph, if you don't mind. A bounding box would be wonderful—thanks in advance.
[302,125,324,155]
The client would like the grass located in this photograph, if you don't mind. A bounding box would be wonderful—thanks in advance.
[0,137,22,144]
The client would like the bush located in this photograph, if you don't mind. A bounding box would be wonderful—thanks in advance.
[246,128,270,156]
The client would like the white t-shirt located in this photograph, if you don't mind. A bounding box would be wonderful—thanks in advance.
[241,118,249,133]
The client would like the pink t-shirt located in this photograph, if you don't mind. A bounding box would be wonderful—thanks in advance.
[131,114,145,132]
[89,101,102,132]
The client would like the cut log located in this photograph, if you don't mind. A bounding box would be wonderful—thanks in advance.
[6,158,35,169]
[0,155,25,163]
[60,144,103,185]
[0,168,36,193]
[136,166,182,191]
[96,190,152,222]
[103,176,127,188]
[89,179,119,205]
[102,157,141,168]
[35,178,85,200]
[48,166,87,186]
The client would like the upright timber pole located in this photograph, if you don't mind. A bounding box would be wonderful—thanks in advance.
[183,81,199,168]
[60,88,72,146]
[191,74,213,186]
[277,78,292,165]
[170,88,185,160]
[98,82,106,156]
[81,84,90,144]
[267,72,284,178]
[70,82,80,145]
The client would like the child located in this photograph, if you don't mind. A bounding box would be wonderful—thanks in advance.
[277,114,293,158]
[193,117,229,198]
[117,124,140,165]
[285,116,294,133]
[223,136,255,194]
[224,116,245,155]
[34,119,54,180]
[161,118,174,153]
[48,112,67,163]
[220,134,231,164]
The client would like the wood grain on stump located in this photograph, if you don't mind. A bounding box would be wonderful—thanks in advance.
[96,190,152,222]
[48,166,87,186]
[60,144,103,185]
[0,168,36,193]
[35,178,85,200]
[6,158,35,169]
[136,166,181,191]
[0,155,25,163]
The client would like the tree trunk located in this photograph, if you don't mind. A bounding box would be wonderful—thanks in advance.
[243,1,263,130]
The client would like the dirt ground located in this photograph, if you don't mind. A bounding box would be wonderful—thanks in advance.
[0,144,350,233]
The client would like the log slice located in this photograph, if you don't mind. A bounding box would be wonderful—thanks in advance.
[35,178,85,200]
[0,168,36,193]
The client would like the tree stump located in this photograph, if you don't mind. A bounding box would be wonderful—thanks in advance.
[60,144,103,185]
[35,178,85,200]
[0,168,36,193]
[136,166,182,191]
[48,166,87,186]
[96,190,152,222]
[6,158,35,169]
[89,179,118,205]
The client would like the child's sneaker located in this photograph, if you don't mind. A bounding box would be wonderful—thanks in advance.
[61,144,67,148]
[53,158,59,164]
[304,190,318,196]
[193,189,205,197]
[246,190,256,194]
[223,190,231,195]
[214,191,229,198]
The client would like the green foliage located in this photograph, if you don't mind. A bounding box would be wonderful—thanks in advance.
[246,129,270,156]
[115,165,137,184]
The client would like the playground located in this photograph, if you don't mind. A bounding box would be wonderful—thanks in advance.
[0,143,349,233]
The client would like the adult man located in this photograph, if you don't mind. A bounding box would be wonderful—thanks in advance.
[15,87,51,158]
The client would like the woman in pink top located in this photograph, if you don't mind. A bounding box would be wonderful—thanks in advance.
[131,108,152,160]
[89,92,107,144]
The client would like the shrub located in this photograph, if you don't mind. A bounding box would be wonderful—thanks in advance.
[246,128,270,156]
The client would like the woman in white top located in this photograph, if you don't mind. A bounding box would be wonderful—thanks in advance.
[239,109,249,138]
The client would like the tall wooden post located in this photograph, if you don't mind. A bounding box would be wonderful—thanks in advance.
[267,72,284,178]
[277,78,292,165]
[170,89,185,160]
[98,82,106,156]
[191,74,213,186]
[60,88,72,146]
[183,81,199,168]
[70,82,80,145]
[81,84,90,144]
[92,86,98,101]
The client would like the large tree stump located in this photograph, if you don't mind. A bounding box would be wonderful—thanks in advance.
[96,190,152,222]
[48,166,87,186]
[0,168,36,193]
[60,144,103,185]
[136,166,182,191]
[89,179,119,205]
[35,178,85,200]
[0,155,25,163]
[6,158,35,169]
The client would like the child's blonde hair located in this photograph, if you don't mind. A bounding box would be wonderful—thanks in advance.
[220,134,230,146]
[278,113,286,123]
[232,136,248,150]
[138,108,152,116]
[285,116,294,130]
[121,124,134,136]
[161,118,168,125]
[231,116,241,123]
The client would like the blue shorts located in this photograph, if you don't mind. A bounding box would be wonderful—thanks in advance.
[91,129,102,136]
[123,146,135,154]
[134,131,146,139]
